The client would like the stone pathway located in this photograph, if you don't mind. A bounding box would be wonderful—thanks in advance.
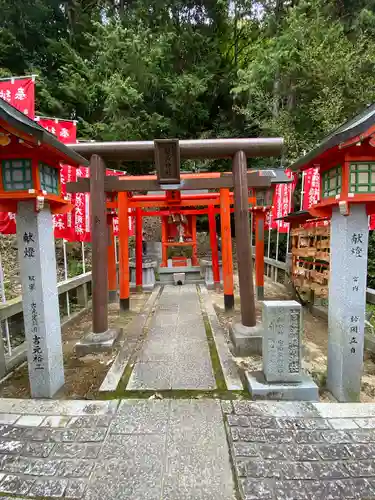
[224,400,375,499]
[0,398,234,500]
[127,284,216,390]
[1,399,375,498]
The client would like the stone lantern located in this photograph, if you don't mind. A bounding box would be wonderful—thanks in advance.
[290,103,375,402]
[0,98,87,398]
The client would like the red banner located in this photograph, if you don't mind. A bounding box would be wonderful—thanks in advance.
[272,169,294,233]
[0,212,16,235]
[0,77,35,119]
[106,169,123,237]
[74,167,90,242]
[35,117,76,144]
[370,215,375,231]
[36,118,79,238]
[302,167,320,210]
[53,165,77,240]
[265,210,274,231]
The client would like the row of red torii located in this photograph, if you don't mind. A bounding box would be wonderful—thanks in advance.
[66,138,287,336]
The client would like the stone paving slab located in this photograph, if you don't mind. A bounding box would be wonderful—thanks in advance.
[0,398,234,499]
[224,400,375,499]
[99,288,161,392]
[0,399,118,417]
[2,399,375,498]
[127,285,216,390]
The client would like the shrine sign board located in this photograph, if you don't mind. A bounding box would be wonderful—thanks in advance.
[154,139,180,184]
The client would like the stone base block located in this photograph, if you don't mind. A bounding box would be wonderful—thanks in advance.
[245,371,319,401]
[205,279,214,290]
[75,328,122,357]
[229,322,263,356]
[173,273,185,285]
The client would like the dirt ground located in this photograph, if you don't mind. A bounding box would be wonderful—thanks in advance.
[0,293,150,399]
[210,275,375,402]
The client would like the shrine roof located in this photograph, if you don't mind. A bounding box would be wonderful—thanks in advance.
[290,103,375,172]
[0,98,88,166]
[276,210,317,223]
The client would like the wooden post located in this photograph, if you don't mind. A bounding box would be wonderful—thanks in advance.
[161,216,168,267]
[232,150,256,327]
[135,207,143,291]
[208,204,221,291]
[191,215,198,266]
[220,188,234,310]
[118,192,130,311]
[107,217,117,303]
[255,210,265,301]
[90,155,108,333]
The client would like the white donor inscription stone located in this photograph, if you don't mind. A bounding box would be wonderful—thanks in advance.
[16,201,64,398]
[262,300,302,383]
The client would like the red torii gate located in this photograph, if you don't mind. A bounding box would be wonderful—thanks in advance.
[105,176,258,306]
[67,138,284,342]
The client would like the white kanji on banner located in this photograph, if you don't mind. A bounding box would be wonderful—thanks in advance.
[60,128,70,139]
[14,86,26,100]
[303,167,320,210]
[0,89,11,103]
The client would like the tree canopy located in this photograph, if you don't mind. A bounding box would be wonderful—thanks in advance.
[1,0,375,169]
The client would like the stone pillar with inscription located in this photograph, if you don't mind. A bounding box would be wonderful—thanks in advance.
[245,300,319,400]
[16,201,64,398]
[327,204,368,402]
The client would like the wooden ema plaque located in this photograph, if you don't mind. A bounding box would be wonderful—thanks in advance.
[154,139,180,184]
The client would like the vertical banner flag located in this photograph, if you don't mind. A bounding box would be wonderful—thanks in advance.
[369,215,375,231]
[35,117,78,241]
[302,167,320,210]
[53,165,77,240]
[272,169,295,233]
[106,169,123,237]
[74,167,90,242]
[0,76,35,119]
[265,210,273,231]
[105,169,135,237]
[0,212,16,235]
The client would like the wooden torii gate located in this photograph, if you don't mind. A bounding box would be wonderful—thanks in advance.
[67,138,283,340]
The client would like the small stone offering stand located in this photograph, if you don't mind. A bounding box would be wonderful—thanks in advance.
[200,257,223,290]
[0,98,88,398]
[129,258,157,291]
[245,301,319,401]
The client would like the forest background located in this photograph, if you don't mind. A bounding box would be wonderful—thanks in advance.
[2,0,375,283]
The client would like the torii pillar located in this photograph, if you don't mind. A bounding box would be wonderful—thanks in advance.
[220,188,234,310]
[254,208,266,301]
[75,155,121,356]
[229,151,262,355]
[118,192,130,311]
[107,214,117,303]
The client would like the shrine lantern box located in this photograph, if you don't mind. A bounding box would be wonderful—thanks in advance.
[290,103,375,218]
[248,169,291,210]
[0,98,86,214]
[0,148,69,213]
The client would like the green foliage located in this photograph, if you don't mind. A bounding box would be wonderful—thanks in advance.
[3,0,375,274]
